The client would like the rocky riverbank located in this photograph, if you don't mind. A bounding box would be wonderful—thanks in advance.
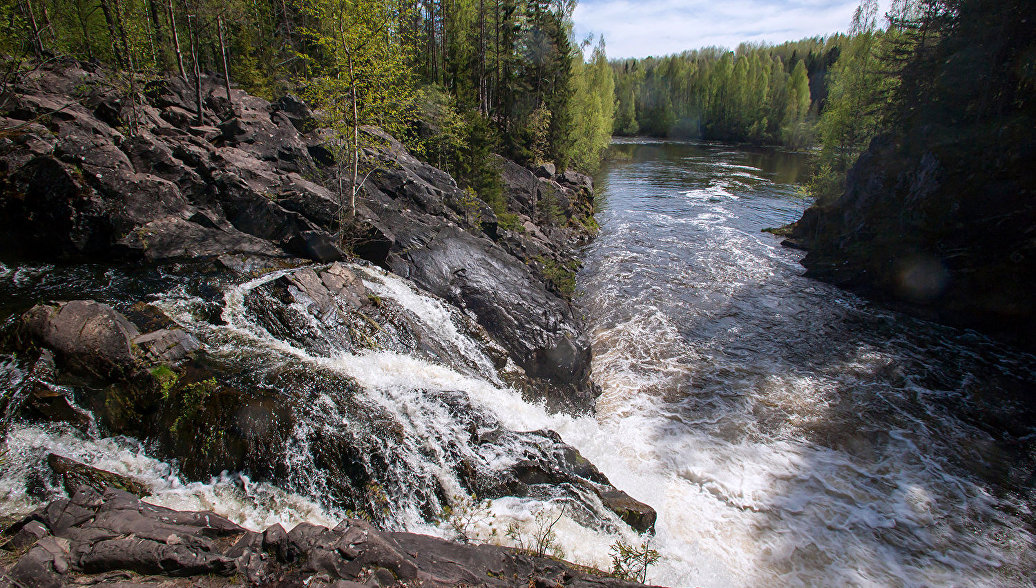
[0,58,599,410]
[1,476,647,587]
[783,133,1035,350]
[0,61,656,586]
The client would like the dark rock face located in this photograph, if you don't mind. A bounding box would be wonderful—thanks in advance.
[46,453,151,498]
[384,222,594,411]
[0,488,652,587]
[788,134,1036,349]
[0,62,600,410]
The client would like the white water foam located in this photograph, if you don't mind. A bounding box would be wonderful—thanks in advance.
[0,422,336,531]
[158,264,667,572]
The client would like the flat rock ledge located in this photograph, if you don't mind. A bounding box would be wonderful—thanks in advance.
[0,486,653,588]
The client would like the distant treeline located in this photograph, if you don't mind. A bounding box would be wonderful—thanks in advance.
[611,37,848,147]
[609,0,1034,207]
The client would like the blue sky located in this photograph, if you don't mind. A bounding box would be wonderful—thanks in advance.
[572,0,890,59]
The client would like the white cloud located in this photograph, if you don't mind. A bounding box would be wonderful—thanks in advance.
[573,0,891,59]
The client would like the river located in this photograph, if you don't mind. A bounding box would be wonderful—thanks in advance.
[575,138,1036,586]
[1,139,1034,587]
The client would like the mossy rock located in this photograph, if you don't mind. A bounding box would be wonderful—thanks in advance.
[47,453,151,497]
[155,357,293,480]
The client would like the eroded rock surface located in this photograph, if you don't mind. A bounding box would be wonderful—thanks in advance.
[0,60,598,410]
[1,487,653,587]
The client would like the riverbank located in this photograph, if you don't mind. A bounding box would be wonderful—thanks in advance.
[0,61,656,586]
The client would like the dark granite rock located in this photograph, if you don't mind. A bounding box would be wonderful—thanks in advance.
[0,490,653,587]
[47,453,151,497]
[19,300,141,377]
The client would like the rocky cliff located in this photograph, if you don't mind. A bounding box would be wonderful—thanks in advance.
[0,59,599,410]
[0,61,657,586]
[786,131,1035,350]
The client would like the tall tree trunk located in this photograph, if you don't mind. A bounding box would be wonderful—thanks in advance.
[148,0,168,68]
[279,0,295,50]
[21,0,45,59]
[75,0,95,60]
[186,10,203,125]
[347,47,359,220]
[98,0,126,68]
[38,0,55,43]
[217,15,233,105]
[167,0,188,79]
[112,0,133,69]
[142,0,157,64]
[494,0,500,118]
[478,0,487,114]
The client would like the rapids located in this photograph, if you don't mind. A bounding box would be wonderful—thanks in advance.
[1,138,1035,587]
[575,139,1036,586]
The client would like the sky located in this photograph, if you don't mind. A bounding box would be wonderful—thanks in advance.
[572,0,890,59]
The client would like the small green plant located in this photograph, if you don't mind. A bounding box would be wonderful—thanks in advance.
[497,211,525,233]
[534,256,578,298]
[539,187,567,227]
[440,494,494,543]
[575,213,599,234]
[505,505,566,560]
[169,377,218,434]
[457,187,484,229]
[150,365,179,401]
[609,536,661,583]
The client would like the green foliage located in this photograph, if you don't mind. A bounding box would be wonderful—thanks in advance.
[504,505,566,560]
[5,0,613,178]
[611,36,850,146]
[497,211,524,233]
[567,36,614,172]
[150,364,179,401]
[610,537,661,583]
[807,0,911,203]
[457,186,485,229]
[534,255,578,298]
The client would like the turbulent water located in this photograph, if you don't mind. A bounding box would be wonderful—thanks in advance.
[2,139,1035,587]
[576,139,1036,586]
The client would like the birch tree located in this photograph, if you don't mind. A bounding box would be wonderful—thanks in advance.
[300,0,414,236]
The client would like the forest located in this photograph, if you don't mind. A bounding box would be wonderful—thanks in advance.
[0,0,616,218]
[2,0,1031,231]
[612,0,1033,208]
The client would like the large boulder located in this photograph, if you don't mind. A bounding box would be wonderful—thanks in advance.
[17,300,201,377]
[19,301,142,377]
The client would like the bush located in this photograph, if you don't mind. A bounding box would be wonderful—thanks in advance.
[610,536,660,583]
